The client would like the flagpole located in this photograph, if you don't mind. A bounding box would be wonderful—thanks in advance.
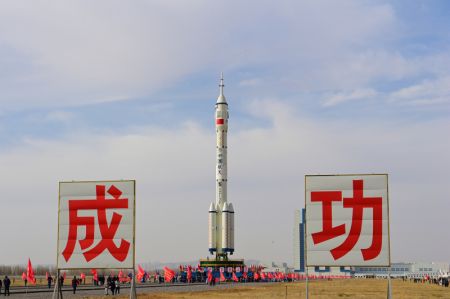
[52,269,63,299]
[130,268,137,299]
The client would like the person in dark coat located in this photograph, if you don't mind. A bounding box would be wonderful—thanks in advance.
[72,276,78,294]
[0,278,2,295]
[3,276,11,296]
[109,278,116,295]
[115,278,120,294]
[47,275,53,289]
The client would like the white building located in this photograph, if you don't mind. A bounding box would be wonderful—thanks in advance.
[354,262,450,278]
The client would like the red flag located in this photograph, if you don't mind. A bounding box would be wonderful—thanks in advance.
[137,265,146,282]
[21,272,27,281]
[187,266,192,282]
[232,272,239,282]
[207,271,213,283]
[119,270,127,282]
[164,267,175,282]
[80,273,86,279]
[220,272,226,282]
[91,269,98,281]
[268,272,274,279]
[261,272,266,280]
[46,272,49,280]
[27,258,36,284]
[254,272,260,280]
[243,272,248,279]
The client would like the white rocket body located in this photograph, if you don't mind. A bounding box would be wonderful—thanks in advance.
[208,75,235,255]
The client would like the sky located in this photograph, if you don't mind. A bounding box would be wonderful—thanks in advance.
[0,0,449,266]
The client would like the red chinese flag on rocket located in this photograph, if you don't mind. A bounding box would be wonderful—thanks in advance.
[27,258,36,284]
[164,267,175,282]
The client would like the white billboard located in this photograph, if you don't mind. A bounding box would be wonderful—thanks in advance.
[305,174,390,267]
[57,181,135,269]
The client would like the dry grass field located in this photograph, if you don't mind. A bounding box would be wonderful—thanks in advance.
[85,279,450,299]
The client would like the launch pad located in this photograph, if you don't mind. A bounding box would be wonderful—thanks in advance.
[199,258,245,268]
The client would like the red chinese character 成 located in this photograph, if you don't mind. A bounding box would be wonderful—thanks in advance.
[62,185,130,263]
[311,180,382,261]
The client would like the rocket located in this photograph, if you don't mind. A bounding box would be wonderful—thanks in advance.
[208,74,235,256]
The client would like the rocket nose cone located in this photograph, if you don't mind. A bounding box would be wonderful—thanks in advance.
[222,202,228,212]
[216,94,227,104]
[228,203,234,212]
[209,202,217,212]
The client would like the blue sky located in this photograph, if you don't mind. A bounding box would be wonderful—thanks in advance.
[0,1,449,266]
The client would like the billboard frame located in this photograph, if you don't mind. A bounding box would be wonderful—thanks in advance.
[56,180,136,270]
[304,173,391,268]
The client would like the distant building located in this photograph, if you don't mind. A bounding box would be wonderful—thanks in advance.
[354,262,449,277]
[293,209,305,272]
[293,209,351,275]
[293,211,447,277]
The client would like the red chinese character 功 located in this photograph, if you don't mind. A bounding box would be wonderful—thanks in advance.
[311,180,383,261]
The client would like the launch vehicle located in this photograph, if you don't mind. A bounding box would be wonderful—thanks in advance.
[208,74,235,258]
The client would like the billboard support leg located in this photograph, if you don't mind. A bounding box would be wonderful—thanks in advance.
[130,268,137,299]
[387,268,392,299]
[52,270,63,299]
[305,267,309,299]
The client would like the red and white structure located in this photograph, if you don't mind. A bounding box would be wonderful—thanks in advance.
[57,180,135,269]
[208,74,235,256]
[305,174,390,267]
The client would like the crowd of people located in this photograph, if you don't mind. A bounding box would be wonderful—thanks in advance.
[64,274,122,295]
[408,275,449,287]
[2,267,448,296]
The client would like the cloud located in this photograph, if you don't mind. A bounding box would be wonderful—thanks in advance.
[322,88,378,107]
[389,76,450,106]
[0,0,399,108]
[239,78,262,87]
[0,100,449,265]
